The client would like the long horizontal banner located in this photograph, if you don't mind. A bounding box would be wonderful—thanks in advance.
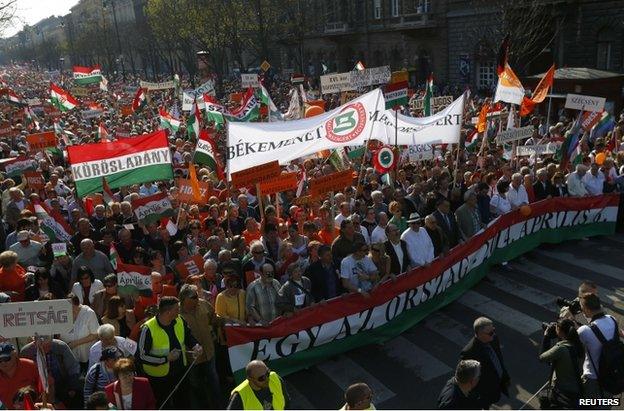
[140,80,175,91]
[227,90,465,174]
[226,195,619,381]
[320,66,391,94]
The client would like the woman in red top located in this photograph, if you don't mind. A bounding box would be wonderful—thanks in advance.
[105,357,156,410]
[0,250,26,301]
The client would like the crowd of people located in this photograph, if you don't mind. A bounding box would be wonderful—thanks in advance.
[0,61,622,410]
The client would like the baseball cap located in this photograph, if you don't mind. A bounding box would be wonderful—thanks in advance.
[100,346,123,361]
[0,341,15,359]
[17,230,30,241]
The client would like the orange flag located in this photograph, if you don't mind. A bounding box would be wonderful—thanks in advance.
[520,64,555,117]
[477,102,490,133]
[188,162,203,203]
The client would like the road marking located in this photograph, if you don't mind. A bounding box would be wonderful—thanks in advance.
[422,312,474,347]
[316,356,396,404]
[457,290,542,336]
[282,380,316,410]
[381,336,452,381]
[488,270,559,311]
[534,249,624,281]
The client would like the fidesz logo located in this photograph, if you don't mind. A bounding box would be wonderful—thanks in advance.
[325,102,366,143]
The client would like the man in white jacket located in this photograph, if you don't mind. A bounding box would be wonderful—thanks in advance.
[401,212,434,267]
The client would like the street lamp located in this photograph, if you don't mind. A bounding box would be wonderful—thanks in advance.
[102,0,125,80]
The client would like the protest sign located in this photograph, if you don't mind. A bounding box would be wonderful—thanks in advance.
[565,93,606,113]
[181,80,216,110]
[24,171,45,189]
[0,300,73,338]
[309,169,354,197]
[320,66,391,94]
[117,262,152,296]
[176,178,212,204]
[175,255,205,280]
[410,95,453,112]
[581,110,603,131]
[132,192,173,224]
[231,160,281,188]
[26,131,56,151]
[496,126,534,144]
[52,243,67,257]
[516,143,558,156]
[258,172,298,195]
[81,109,104,119]
[139,80,175,91]
[241,73,260,88]
[408,144,434,161]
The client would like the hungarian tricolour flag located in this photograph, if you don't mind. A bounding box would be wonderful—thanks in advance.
[354,61,365,71]
[34,201,73,243]
[67,129,173,197]
[203,94,227,130]
[424,74,434,116]
[97,122,111,141]
[0,88,25,105]
[225,88,259,122]
[187,99,201,138]
[72,65,102,85]
[131,192,173,224]
[50,83,78,112]
[384,81,408,109]
[194,130,221,176]
[132,87,147,112]
[159,107,181,132]
[257,84,282,121]
[116,262,152,297]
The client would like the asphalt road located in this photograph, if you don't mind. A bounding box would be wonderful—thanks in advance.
[282,234,624,409]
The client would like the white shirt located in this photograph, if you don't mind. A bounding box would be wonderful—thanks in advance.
[490,194,511,216]
[71,279,105,305]
[583,171,605,196]
[400,227,434,267]
[59,305,99,363]
[88,336,136,370]
[506,184,529,208]
[567,172,588,197]
[356,227,371,245]
[370,225,388,244]
[578,315,618,379]
[335,213,350,229]
[340,254,378,292]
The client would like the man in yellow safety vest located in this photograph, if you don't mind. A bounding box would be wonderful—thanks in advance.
[138,296,202,409]
[227,360,290,410]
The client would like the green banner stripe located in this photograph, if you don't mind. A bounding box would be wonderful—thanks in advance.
[232,220,615,382]
[75,164,173,197]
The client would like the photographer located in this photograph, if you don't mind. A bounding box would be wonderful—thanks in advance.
[538,319,584,408]
[558,280,597,323]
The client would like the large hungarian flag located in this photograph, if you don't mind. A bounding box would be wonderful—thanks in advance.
[384,80,408,109]
[132,88,147,112]
[159,107,180,132]
[33,201,73,243]
[131,192,173,224]
[194,129,220,173]
[116,262,152,297]
[72,65,102,85]
[226,88,259,122]
[203,94,227,130]
[520,64,555,117]
[67,129,173,197]
[187,99,201,138]
[49,83,78,112]
[257,84,282,120]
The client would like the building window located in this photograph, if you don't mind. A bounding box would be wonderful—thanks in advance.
[477,61,496,89]
[596,26,615,70]
[391,0,399,17]
[417,0,430,13]
[373,0,381,19]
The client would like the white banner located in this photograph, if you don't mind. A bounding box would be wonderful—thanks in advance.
[241,74,260,88]
[227,89,387,175]
[81,109,104,119]
[564,93,606,113]
[320,66,391,94]
[496,126,534,144]
[139,80,175,91]
[516,143,559,156]
[0,300,73,338]
[408,144,434,161]
[410,95,453,111]
[380,93,465,146]
[182,80,216,110]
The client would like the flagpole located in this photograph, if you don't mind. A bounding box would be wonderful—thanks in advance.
[355,90,383,196]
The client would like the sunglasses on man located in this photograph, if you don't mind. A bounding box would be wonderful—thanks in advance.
[255,369,270,382]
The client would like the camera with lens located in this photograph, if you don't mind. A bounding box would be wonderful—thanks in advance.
[556,297,581,316]
[541,321,558,338]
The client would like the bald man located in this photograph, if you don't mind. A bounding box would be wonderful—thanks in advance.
[228,360,290,410]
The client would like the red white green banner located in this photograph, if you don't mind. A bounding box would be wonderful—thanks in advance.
[226,195,619,381]
[67,130,173,197]
[131,192,173,224]
[1,156,36,177]
[72,65,102,86]
[116,262,152,297]
[34,202,73,243]
[49,82,78,112]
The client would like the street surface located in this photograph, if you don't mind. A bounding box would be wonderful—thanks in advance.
[283,234,624,409]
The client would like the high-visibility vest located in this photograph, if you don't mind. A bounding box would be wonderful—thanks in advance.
[231,371,286,410]
[142,316,187,377]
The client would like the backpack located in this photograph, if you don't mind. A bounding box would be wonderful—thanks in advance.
[588,316,624,394]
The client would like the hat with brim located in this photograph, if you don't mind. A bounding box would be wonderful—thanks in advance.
[407,212,423,224]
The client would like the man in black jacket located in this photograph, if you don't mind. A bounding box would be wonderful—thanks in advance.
[433,199,461,248]
[437,359,482,409]
[533,168,554,201]
[305,245,341,302]
[383,224,410,275]
[460,317,510,409]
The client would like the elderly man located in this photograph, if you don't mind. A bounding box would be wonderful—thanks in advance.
[506,173,529,209]
[246,263,281,325]
[334,201,352,229]
[70,218,100,251]
[242,241,276,288]
[370,212,389,244]
[384,223,410,275]
[228,360,290,410]
[90,204,107,232]
[340,239,378,297]
[4,187,30,229]
[331,219,366,267]
[438,360,482,409]
[583,162,605,196]
[9,230,43,267]
[88,323,135,370]
[71,238,114,281]
[567,164,589,197]
[460,317,510,409]
[455,191,484,241]
[533,168,554,201]
[401,212,435,267]
[0,342,40,409]
[433,198,461,248]
[179,284,223,408]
